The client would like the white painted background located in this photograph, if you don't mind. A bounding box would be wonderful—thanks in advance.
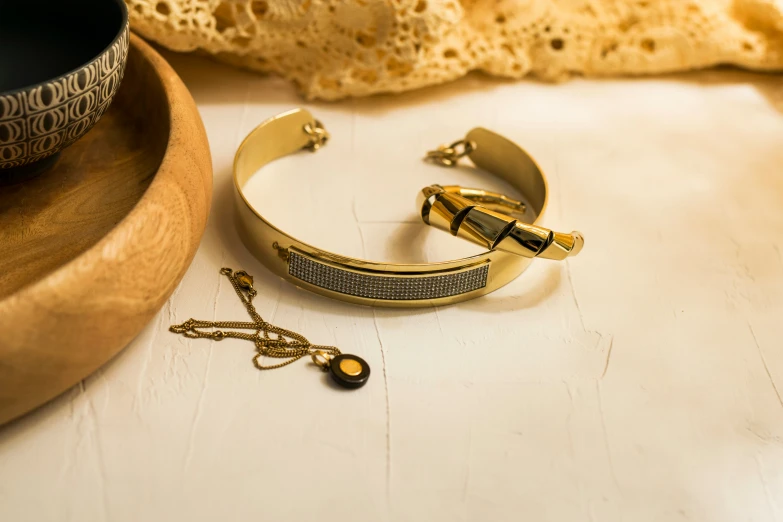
[1,50,782,522]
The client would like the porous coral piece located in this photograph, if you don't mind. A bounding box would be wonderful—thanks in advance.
[127,0,783,100]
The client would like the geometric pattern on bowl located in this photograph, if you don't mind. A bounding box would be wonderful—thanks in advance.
[0,23,129,169]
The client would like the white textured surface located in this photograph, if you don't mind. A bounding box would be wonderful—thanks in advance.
[1,53,782,522]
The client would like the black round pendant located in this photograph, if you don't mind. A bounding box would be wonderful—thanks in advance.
[329,354,370,389]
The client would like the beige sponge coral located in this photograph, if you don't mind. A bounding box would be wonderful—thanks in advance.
[127,0,783,100]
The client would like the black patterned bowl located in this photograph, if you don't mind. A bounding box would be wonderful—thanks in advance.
[0,0,129,178]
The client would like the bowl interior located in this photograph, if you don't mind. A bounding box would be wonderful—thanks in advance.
[0,42,170,300]
[0,0,126,92]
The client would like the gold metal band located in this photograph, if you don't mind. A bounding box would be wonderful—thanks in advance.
[418,185,584,260]
[232,108,583,308]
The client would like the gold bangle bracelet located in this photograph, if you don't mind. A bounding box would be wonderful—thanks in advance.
[233,108,583,308]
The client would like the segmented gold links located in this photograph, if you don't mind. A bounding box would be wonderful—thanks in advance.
[425,139,476,167]
[169,268,340,371]
[303,120,329,151]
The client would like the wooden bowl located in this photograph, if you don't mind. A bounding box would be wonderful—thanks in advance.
[0,0,129,175]
[0,34,213,425]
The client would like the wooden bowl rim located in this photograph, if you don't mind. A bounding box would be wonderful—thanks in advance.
[0,32,211,425]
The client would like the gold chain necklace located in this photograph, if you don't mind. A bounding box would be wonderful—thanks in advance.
[169,268,370,389]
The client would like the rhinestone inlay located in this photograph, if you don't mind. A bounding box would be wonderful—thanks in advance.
[288,251,489,301]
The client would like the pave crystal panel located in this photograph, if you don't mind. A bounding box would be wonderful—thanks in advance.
[288,251,489,301]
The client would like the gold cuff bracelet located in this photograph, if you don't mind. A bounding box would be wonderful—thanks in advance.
[233,108,583,308]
